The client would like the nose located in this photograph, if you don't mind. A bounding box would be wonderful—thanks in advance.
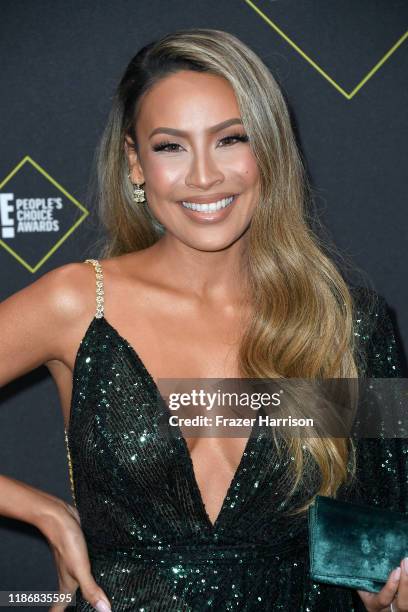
[185,148,225,191]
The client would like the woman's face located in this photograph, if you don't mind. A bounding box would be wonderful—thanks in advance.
[125,70,260,252]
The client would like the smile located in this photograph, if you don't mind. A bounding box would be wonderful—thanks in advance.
[180,195,235,212]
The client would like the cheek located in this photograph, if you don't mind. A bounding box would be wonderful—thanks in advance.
[222,149,260,186]
[143,156,186,195]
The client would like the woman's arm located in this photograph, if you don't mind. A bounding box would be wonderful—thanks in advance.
[0,473,68,534]
[0,264,112,611]
[0,265,82,531]
[1,267,66,384]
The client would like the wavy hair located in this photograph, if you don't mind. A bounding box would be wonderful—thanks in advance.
[95,28,364,513]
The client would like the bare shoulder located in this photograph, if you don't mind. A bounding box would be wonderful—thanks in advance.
[27,260,97,322]
[51,261,96,309]
[0,260,101,385]
[45,252,152,319]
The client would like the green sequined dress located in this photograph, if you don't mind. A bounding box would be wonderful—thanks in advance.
[66,259,407,611]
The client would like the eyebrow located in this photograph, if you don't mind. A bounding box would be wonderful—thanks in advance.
[148,118,243,139]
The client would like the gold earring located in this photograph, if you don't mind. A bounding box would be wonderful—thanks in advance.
[128,173,146,203]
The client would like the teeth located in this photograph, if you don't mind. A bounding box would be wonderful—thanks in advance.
[181,195,235,212]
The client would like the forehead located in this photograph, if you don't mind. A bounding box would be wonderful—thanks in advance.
[136,70,241,133]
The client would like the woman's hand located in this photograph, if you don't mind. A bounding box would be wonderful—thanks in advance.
[357,559,408,611]
[39,500,111,612]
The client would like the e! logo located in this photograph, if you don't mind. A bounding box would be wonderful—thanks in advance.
[0,156,89,272]
[0,193,15,238]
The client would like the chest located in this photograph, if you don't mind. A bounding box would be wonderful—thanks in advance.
[105,309,248,478]
[114,305,244,381]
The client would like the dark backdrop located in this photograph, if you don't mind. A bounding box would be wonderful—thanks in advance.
[0,0,407,605]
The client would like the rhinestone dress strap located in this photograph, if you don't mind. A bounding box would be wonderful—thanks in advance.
[84,258,104,319]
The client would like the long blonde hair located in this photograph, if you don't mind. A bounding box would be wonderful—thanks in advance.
[94,28,365,512]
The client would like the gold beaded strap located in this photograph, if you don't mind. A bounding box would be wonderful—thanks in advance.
[64,429,76,506]
[84,258,104,319]
[63,259,104,507]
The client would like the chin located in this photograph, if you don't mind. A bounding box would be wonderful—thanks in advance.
[182,232,248,253]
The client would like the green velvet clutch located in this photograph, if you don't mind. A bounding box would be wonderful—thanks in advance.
[308,495,408,592]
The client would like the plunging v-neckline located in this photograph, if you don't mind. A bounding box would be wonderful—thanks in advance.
[70,315,258,531]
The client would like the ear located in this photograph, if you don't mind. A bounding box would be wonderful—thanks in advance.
[124,135,145,184]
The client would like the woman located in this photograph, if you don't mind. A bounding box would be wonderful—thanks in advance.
[0,29,406,612]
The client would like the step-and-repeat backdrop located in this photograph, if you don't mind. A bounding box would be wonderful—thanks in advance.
[1,0,407,603]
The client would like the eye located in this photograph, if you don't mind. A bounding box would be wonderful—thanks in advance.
[152,133,249,153]
[218,133,249,146]
[152,141,183,153]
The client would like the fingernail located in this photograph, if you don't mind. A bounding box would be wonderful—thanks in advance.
[391,566,401,581]
[95,601,111,612]
[403,557,408,574]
